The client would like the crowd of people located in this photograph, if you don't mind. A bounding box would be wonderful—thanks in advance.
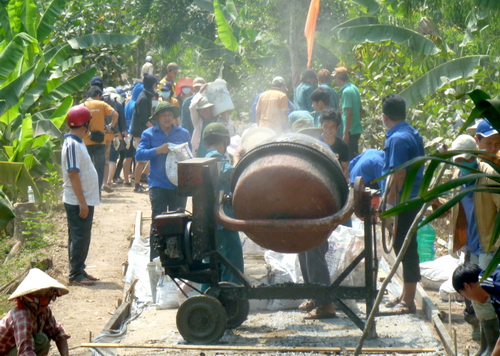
[4,55,500,355]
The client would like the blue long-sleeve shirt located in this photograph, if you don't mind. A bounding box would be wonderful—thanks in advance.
[135,125,191,190]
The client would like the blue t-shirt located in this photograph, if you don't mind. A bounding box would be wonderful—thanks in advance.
[319,83,339,110]
[480,264,500,323]
[135,125,191,190]
[382,121,425,199]
[349,149,385,189]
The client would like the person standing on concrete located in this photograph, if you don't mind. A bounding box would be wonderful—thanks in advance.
[294,69,316,113]
[130,74,158,193]
[142,55,154,77]
[332,67,362,159]
[381,94,424,314]
[62,105,100,285]
[135,102,190,261]
[256,76,290,135]
[200,123,244,289]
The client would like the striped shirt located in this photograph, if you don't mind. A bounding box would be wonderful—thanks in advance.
[62,134,100,206]
[0,307,68,355]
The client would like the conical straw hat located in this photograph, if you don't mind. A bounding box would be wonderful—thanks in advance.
[9,268,69,300]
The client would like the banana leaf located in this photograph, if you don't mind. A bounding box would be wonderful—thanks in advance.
[0,32,36,83]
[474,0,500,10]
[350,0,380,14]
[0,3,12,40]
[49,96,73,129]
[399,55,490,108]
[225,0,238,22]
[0,189,15,230]
[214,0,238,52]
[192,0,213,11]
[0,67,35,117]
[44,44,72,69]
[23,0,38,39]
[0,162,40,201]
[39,67,96,105]
[67,33,140,49]
[332,16,379,30]
[181,33,219,50]
[32,119,61,139]
[37,0,66,42]
[336,25,439,55]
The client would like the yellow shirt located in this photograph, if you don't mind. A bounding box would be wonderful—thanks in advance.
[82,99,115,146]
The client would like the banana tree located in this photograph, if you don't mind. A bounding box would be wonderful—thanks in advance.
[0,188,15,230]
[0,0,139,201]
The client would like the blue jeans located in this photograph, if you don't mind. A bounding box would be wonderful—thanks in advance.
[149,187,187,261]
[65,203,94,281]
[86,144,106,190]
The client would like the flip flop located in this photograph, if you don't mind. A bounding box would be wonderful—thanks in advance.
[393,302,416,314]
[384,296,401,308]
[298,300,315,312]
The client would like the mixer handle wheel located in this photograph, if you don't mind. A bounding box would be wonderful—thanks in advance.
[176,295,227,344]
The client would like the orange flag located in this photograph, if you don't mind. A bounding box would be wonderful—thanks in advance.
[304,0,320,68]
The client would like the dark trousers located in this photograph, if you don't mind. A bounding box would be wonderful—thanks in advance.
[347,133,361,160]
[393,206,421,283]
[149,187,187,261]
[86,144,106,190]
[65,203,94,281]
[298,240,331,306]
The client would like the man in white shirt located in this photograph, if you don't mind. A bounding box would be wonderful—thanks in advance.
[62,105,100,286]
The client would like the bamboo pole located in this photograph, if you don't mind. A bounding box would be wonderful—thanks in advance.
[81,343,438,354]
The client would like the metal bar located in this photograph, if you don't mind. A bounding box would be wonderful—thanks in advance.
[331,250,365,287]
[81,343,437,354]
[333,298,365,330]
[213,250,252,288]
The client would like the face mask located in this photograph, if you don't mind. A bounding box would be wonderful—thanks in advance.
[152,100,159,107]
[458,158,477,176]
[182,87,191,95]
[162,91,170,98]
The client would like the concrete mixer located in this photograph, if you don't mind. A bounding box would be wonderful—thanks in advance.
[154,134,379,344]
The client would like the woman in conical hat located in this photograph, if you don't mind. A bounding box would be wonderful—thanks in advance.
[0,268,70,356]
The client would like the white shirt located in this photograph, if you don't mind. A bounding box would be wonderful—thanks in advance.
[142,62,154,76]
[62,134,100,206]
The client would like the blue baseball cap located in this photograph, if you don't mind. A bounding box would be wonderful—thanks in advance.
[161,82,173,91]
[90,76,104,89]
[476,119,499,137]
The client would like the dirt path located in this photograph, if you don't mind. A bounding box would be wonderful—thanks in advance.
[49,184,151,355]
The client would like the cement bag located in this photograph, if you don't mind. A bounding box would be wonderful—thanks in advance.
[439,276,464,301]
[155,272,179,309]
[165,142,193,186]
[327,225,365,286]
[204,79,234,117]
[264,251,303,310]
[420,255,461,291]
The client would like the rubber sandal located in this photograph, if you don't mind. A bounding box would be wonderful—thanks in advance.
[303,305,337,319]
[393,302,416,314]
[384,296,401,308]
[299,300,315,312]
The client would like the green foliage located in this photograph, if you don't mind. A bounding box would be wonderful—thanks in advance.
[0,189,15,230]
[41,171,63,212]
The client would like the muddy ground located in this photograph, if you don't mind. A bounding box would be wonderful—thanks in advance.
[39,183,479,355]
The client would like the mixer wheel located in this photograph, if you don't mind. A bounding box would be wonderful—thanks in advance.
[207,282,249,329]
[176,295,227,344]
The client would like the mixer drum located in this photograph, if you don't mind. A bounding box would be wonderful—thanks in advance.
[229,133,349,253]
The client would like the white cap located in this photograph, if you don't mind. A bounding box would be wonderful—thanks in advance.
[450,135,477,161]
